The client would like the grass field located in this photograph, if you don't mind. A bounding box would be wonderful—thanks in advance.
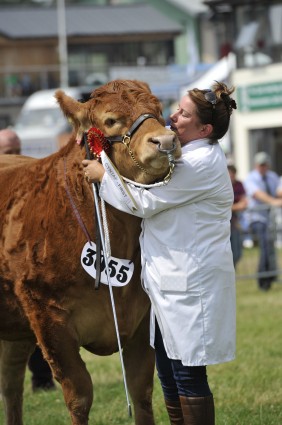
[1,274,282,424]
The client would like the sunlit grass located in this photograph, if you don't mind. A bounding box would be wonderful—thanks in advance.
[1,275,282,424]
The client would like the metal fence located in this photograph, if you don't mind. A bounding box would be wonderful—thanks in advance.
[235,205,282,282]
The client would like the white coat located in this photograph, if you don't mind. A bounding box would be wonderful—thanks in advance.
[100,138,236,366]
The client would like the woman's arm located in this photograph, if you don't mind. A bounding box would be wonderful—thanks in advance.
[82,150,224,219]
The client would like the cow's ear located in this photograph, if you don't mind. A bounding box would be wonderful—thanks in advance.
[55,90,91,132]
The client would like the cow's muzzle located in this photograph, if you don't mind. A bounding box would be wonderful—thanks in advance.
[158,142,177,166]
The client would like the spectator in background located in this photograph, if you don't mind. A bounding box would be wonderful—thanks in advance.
[20,74,33,96]
[244,152,282,291]
[276,176,282,249]
[228,164,248,268]
[0,128,55,391]
[28,347,55,391]
[277,175,282,198]
[0,128,21,154]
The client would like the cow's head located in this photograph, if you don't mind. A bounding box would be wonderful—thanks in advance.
[55,80,181,184]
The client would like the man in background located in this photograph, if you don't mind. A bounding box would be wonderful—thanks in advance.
[244,152,282,291]
[0,128,55,391]
[0,128,21,154]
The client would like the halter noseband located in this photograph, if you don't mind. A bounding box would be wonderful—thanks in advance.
[106,113,156,145]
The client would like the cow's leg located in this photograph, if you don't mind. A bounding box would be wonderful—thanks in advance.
[0,339,35,425]
[123,311,156,425]
[37,328,93,425]
[16,285,93,425]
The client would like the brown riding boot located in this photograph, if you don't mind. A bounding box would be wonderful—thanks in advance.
[179,394,215,425]
[165,399,185,424]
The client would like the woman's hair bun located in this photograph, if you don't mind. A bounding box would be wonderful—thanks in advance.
[220,92,237,115]
[212,81,237,115]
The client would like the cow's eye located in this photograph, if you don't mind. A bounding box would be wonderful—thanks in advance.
[105,118,116,127]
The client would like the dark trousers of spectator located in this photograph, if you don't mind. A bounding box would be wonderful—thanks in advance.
[28,345,55,391]
[230,225,243,268]
[250,221,277,291]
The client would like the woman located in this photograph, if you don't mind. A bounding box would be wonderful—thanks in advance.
[82,81,237,425]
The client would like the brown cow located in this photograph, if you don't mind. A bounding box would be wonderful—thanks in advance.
[0,80,181,425]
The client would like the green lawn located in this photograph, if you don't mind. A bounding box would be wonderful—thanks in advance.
[1,277,282,424]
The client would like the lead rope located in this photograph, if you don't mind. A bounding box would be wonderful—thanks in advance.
[90,180,132,418]
[83,135,131,417]
[64,156,131,416]
[63,158,92,244]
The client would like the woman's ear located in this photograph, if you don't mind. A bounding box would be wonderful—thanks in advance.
[200,124,213,138]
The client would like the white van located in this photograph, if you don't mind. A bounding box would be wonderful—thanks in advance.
[13,87,91,158]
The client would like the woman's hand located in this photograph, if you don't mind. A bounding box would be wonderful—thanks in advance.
[82,159,105,184]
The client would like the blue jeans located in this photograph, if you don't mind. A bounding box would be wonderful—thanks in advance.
[154,320,212,401]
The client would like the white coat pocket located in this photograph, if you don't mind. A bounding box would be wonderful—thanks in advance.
[160,274,188,292]
[155,245,199,292]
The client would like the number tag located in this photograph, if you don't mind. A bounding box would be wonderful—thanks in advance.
[81,241,134,287]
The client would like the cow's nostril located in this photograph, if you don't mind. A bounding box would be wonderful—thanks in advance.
[152,135,175,151]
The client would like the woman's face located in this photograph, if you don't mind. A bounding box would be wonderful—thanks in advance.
[169,94,204,145]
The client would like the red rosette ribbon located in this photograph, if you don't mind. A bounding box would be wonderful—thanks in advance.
[86,127,111,159]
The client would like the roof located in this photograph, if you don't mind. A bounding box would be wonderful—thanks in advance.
[180,52,236,95]
[167,0,208,15]
[0,4,182,40]
[204,0,282,12]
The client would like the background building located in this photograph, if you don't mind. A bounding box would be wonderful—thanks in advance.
[204,0,282,178]
[1,0,282,178]
[0,0,211,126]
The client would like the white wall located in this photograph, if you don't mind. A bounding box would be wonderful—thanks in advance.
[231,63,282,180]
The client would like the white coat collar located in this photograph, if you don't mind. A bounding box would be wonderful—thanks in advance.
[181,138,211,154]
